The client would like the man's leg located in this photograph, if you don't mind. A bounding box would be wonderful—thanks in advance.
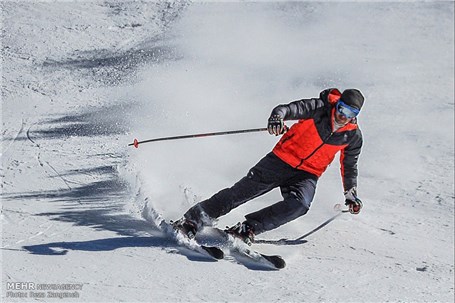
[244,176,317,234]
[183,153,290,228]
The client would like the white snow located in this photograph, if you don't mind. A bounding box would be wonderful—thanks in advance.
[1,1,454,302]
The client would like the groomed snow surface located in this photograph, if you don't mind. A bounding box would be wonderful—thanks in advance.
[1,1,454,302]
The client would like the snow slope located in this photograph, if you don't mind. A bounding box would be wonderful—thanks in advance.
[2,1,454,302]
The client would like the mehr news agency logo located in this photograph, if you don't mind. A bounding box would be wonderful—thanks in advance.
[6,282,83,299]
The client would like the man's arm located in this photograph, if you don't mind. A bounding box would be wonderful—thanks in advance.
[340,131,364,214]
[271,98,325,121]
[340,130,363,191]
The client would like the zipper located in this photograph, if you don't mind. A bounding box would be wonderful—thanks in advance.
[295,131,335,169]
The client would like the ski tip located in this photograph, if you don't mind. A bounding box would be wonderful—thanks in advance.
[261,254,286,269]
[133,138,139,148]
[274,258,286,269]
[202,246,224,260]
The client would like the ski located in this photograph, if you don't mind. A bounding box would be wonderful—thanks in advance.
[159,220,224,260]
[260,253,286,269]
[225,234,286,269]
[199,245,224,260]
[156,218,283,267]
[207,227,286,269]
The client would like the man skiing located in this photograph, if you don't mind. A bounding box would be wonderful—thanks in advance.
[174,88,364,244]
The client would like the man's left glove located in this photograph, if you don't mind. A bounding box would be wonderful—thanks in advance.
[344,187,363,215]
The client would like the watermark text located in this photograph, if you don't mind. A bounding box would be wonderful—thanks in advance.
[5,282,83,299]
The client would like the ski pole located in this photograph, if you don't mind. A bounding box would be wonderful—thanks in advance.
[255,206,349,245]
[129,127,268,148]
[290,209,349,242]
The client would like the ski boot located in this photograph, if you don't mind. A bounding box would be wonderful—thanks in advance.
[224,221,255,246]
[172,218,198,239]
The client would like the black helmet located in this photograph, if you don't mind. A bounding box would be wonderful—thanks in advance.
[340,89,364,110]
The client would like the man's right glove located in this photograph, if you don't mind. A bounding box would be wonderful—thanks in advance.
[268,115,287,136]
[344,187,363,215]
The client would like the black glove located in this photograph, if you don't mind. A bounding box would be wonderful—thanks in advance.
[344,187,363,215]
[268,115,287,136]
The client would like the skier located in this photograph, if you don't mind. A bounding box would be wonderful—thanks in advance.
[174,88,364,244]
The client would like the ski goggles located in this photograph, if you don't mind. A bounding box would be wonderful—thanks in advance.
[336,100,360,119]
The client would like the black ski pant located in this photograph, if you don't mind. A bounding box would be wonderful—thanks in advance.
[184,152,318,235]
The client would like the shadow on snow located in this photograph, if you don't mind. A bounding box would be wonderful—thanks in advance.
[3,167,219,264]
[22,236,218,263]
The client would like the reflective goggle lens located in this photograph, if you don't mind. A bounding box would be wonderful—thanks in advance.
[336,100,360,118]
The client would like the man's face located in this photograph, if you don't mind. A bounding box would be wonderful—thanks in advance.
[334,111,353,125]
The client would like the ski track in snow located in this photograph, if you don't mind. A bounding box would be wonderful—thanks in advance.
[1,1,454,302]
